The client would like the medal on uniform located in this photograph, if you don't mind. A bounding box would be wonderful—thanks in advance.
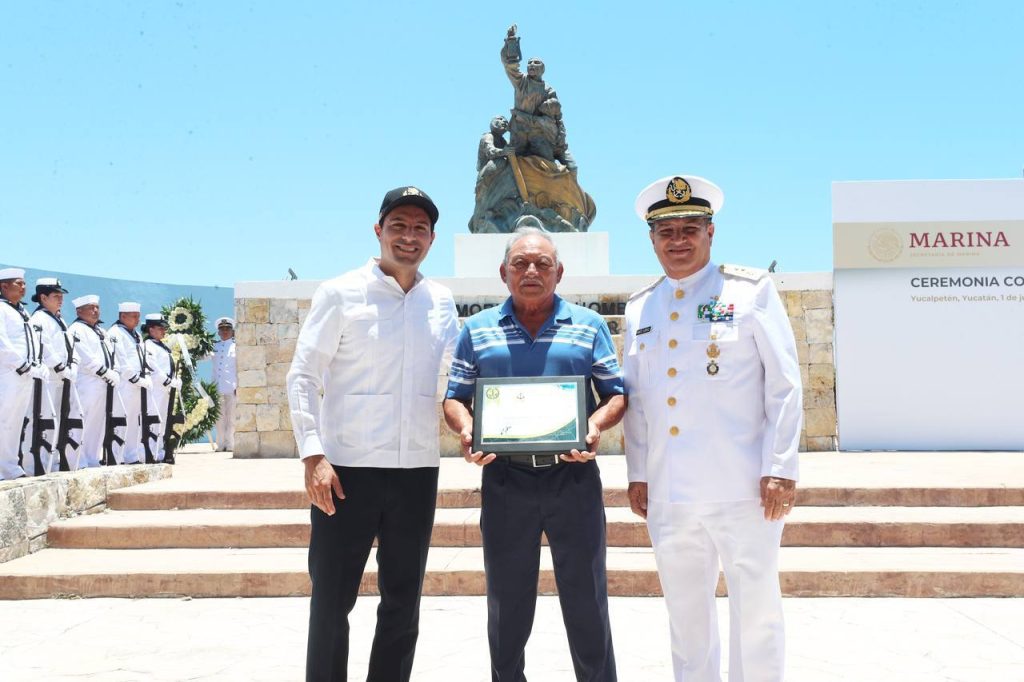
[706,341,720,375]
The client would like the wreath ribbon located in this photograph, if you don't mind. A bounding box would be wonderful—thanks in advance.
[172,333,213,406]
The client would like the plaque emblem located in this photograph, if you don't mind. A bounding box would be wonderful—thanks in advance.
[665,177,692,204]
[868,228,903,263]
[485,387,500,400]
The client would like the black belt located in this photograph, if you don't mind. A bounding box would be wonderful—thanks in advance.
[505,453,562,468]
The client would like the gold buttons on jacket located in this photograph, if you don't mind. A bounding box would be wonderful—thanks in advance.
[674,289,685,299]
[669,426,680,436]
[667,367,677,377]
[670,312,679,321]
[639,342,645,351]
[667,397,677,406]
[668,339,678,349]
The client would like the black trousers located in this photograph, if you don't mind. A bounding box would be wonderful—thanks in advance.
[481,459,617,682]
[306,465,439,682]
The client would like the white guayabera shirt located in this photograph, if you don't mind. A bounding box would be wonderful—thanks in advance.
[287,259,460,468]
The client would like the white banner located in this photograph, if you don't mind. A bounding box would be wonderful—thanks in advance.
[833,179,1024,450]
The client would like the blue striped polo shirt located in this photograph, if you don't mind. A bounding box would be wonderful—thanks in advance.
[445,295,625,413]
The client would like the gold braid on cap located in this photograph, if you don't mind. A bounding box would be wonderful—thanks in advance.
[646,205,714,220]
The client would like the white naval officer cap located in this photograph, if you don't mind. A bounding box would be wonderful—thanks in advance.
[118,301,142,313]
[634,175,724,223]
[215,317,235,328]
[73,294,100,308]
[0,267,26,280]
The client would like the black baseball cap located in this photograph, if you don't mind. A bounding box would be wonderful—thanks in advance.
[378,186,439,227]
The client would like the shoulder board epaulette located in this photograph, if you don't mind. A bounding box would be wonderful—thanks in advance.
[628,276,665,302]
[719,264,767,281]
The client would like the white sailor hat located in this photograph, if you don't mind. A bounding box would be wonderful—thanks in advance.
[634,175,724,223]
[143,313,168,328]
[118,301,142,313]
[73,294,100,308]
[216,317,235,328]
[0,267,26,280]
[31,277,70,302]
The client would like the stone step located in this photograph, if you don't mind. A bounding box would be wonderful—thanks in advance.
[47,506,1024,549]
[2,546,1021,599]
[105,452,1024,510]
[108,484,1024,511]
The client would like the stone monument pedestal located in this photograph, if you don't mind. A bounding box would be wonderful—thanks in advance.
[454,232,609,278]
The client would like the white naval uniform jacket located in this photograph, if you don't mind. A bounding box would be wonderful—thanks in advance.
[0,299,35,378]
[107,323,145,382]
[30,309,74,379]
[145,339,174,387]
[623,261,803,504]
[287,258,460,468]
[212,339,237,394]
[68,320,115,382]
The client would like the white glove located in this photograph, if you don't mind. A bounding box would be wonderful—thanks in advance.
[30,364,49,380]
[137,376,153,391]
[102,369,121,387]
[169,377,183,390]
[57,365,75,381]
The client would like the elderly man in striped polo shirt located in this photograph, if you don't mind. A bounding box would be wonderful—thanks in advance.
[443,226,626,682]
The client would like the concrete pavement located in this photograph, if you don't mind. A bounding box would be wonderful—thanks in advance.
[1,596,1022,681]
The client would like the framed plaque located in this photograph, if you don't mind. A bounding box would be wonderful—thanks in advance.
[472,375,588,455]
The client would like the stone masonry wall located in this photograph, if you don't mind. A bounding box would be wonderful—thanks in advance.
[233,285,836,458]
[0,464,170,563]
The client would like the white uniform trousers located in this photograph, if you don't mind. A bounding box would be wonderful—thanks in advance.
[147,385,170,461]
[115,383,142,464]
[216,391,235,451]
[647,499,785,682]
[77,377,110,468]
[0,372,33,480]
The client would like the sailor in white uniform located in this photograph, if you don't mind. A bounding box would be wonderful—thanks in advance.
[623,176,803,682]
[27,277,81,473]
[1,268,48,480]
[107,302,151,464]
[212,317,237,452]
[68,295,121,468]
[143,314,181,462]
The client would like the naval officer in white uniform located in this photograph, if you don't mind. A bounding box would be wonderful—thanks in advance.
[1,267,48,480]
[144,314,181,461]
[212,317,237,451]
[28,277,80,473]
[69,295,120,467]
[623,175,802,682]
[108,302,151,464]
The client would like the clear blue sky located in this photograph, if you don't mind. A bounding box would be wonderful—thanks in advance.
[2,1,1022,286]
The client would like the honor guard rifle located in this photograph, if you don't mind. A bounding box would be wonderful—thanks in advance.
[102,385,127,465]
[101,333,126,466]
[162,356,185,465]
[53,330,83,471]
[139,342,161,465]
[28,324,56,475]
